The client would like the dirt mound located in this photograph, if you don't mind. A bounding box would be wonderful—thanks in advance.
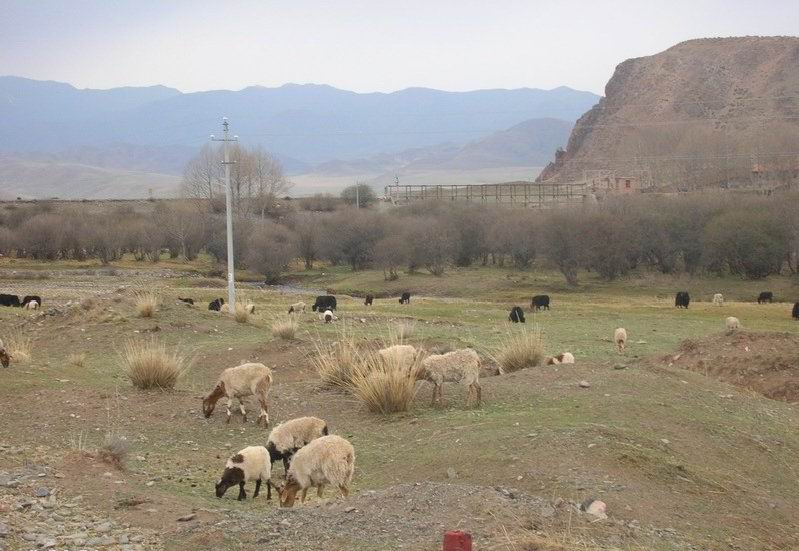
[666,331,799,401]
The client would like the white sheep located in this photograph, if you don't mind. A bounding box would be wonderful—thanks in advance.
[24,300,39,310]
[547,352,575,365]
[725,316,740,334]
[377,344,419,369]
[713,293,724,306]
[419,348,481,407]
[288,302,306,314]
[277,435,355,507]
[614,328,627,354]
[215,445,273,501]
[0,339,9,368]
[321,309,337,323]
[203,362,273,426]
[267,416,329,474]
[220,303,230,314]
[244,303,256,314]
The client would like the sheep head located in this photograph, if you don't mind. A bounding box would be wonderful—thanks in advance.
[215,466,244,498]
[203,381,226,418]
[277,476,301,508]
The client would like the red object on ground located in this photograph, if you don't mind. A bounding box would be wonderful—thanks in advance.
[443,531,472,551]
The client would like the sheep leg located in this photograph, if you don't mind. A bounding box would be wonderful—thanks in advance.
[301,488,308,503]
[266,479,273,500]
[257,396,269,427]
[339,484,349,498]
[430,384,438,407]
[253,479,261,499]
[475,383,482,406]
[239,400,247,423]
[237,482,247,501]
[317,484,324,498]
[225,398,233,424]
[282,456,291,476]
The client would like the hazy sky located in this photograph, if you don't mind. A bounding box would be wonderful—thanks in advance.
[2,0,797,94]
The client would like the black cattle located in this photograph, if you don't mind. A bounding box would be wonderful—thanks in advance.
[0,294,21,307]
[21,295,42,308]
[531,295,550,311]
[208,298,225,311]
[364,294,374,306]
[178,297,195,305]
[399,292,411,305]
[757,291,774,304]
[508,306,526,323]
[312,295,337,312]
[793,302,799,320]
[675,291,690,308]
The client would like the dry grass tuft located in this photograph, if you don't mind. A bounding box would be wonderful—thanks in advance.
[3,329,32,363]
[68,352,87,368]
[313,328,359,388]
[134,292,159,318]
[493,325,545,374]
[80,296,97,311]
[272,317,298,340]
[120,337,189,390]
[346,350,421,414]
[97,433,130,469]
[390,319,416,342]
[234,302,250,323]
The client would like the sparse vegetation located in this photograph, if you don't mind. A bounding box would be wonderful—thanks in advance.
[271,316,298,340]
[390,319,415,342]
[494,325,544,374]
[346,349,420,414]
[97,433,130,468]
[120,337,189,390]
[134,291,158,318]
[313,328,359,388]
[3,328,32,363]
[233,302,250,323]
[68,352,86,367]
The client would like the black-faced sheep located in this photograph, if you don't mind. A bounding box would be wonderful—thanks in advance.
[793,302,799,320]
[288,301,306,314]
[364,294,374,306]
[675,291,690,308]
[508,306,525,323]
[208,298,225,311]
[712,293,724,306]
[419,348,481,407]
[531,295,550,311]
[0,294,21,307]
[312,295,337,312]
[203,363,273,426]
[322,309,336,323]
[215,446,273,501]
[277,435,355,507]
[0,340,10,368]
[266,416,329,475]
[399,292,411,305]
[178,297,194,305]
[758,291,773,304]
[21,295,41,308]
[614,328,627,353]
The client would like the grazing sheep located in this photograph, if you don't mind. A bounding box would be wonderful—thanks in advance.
[266,416,329,475]
[377,344,419,369]
[758,291,774,304]
[0,339,10,368]
[288,301,306,314]
[312,295,337,312]
[614,328,627,354]
[793,302,799,320]
[178,297,194,305]
[244,303,256,314]
[24,300,39,310]
[321,309,336,323]
[531,295,550,311]
[220,303,230,314]
[419,348,481,407]
[209,298,225,311]
[712,293,724,306]
[215,446,273,501]
[0,294,21,307]
[399,292,411,305]
[547,352,575,365]
[21,295,42,308]
[203,363,273,426]
[277,435,355,507]
[725,316,741,334]
[364,295,374,306]
[675,292,690,308]
[508,306,525,323]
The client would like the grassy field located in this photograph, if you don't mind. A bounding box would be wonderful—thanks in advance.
[0,260,798,550]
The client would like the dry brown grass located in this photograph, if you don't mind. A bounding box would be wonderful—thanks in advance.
[134,291,159,318]
[68,352,87,368]
[346,349,421,414]
[271,317,298,340]
[3,328,32,363]
[97,433,130,469]
[120,337,190,390]
[493,325,544,374]
[313,328,359,388]
[390,319,416,342]
[233,302,250,323]
[80,296,96,311]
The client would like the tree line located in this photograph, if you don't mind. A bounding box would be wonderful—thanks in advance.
[0,193,796,284]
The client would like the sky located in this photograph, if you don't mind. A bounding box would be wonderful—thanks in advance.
[1,0,798,95]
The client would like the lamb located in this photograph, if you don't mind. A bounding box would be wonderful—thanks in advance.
[399,292,411,305]
[0,339,10,368]
[757,291,773,304]
[547,352,575,365]
[208,298,225,311]
[712,293,724,306]
[203,362,273,426]
[419,348,481,407]
[266,416,329,474]
[675,291,690,308]
[377,344,419,369]
[364,294,374,306]
[215,446,273,501]
[24,300,39,310]
[22,295,42,308]
[288,301,306,314]
[276,435,355,507]
[725,316,741,334]
[614,328,627,353]
[531,295,550,311]
[508,306,525,323]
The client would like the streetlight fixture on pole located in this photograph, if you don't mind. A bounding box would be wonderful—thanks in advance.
[211,117,238,311]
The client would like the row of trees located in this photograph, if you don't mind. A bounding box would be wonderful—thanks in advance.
[0,194,796,284]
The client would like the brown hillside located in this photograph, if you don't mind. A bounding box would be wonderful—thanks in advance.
[538,37,799,188]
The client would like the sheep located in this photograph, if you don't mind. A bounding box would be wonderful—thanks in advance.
[675,291,690,308]
[321,309,336,323]
[547,352,575,365]
[0,294,21,307]
[793,302,799,320]
[758,291,774,304]
[244,303,256,314]
[220,303,230,314]
[508,306,525,323]
[712,293,724,306]
[0,339,10,368]
[266,416,329,475]
[726,316,741,334]
[288,301,306,314]
[614,328,627,354]
[24,300,39,310]
[22,295,42,308]
[399,292,411,305]
[276,435,355,507]
[531,295,550,311]
[203,362,273,426]
[364,294,374,306]
[215,446,273,501]
[377,344,419,369]
[419,348,481,407]
[209,298,225,311]
[312,295,337,312]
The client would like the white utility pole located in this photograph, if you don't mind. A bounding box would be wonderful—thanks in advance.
[211,118,238,311]
[355,184,360,209]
